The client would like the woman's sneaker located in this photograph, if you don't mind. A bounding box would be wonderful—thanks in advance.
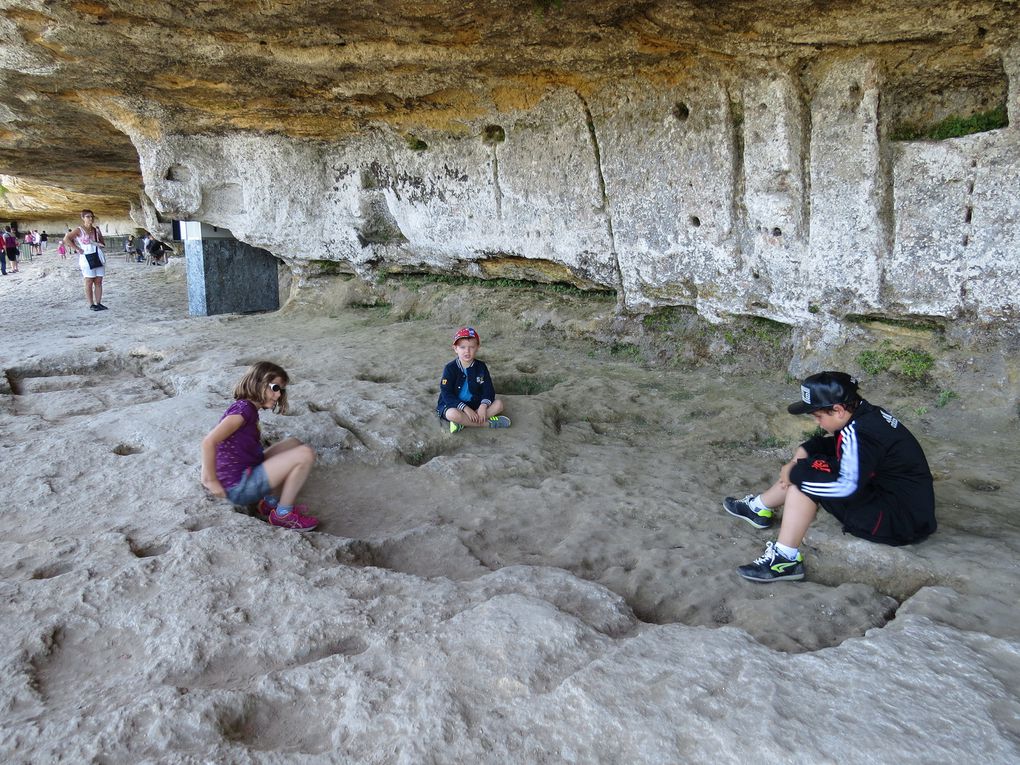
[723,495,774,529]
[487,415,511,428]
[269,507,319,531]
[737,541,804,582]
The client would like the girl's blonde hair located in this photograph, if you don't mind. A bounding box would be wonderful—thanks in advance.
[233,361,289,414]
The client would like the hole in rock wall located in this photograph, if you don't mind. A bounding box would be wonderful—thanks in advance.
[357,195,407,246]
[165,165,191,183]
[404,134,428,151]
[689,215,701,228]
[771,227,782,237]
[481,124,506,145]
[887,57,1009,140]
[672,102,690,122]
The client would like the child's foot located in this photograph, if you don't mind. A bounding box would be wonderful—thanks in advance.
[258,498,307,518]
[487,415,511,428]
[257,497,282,517]
[737,541,804,582]
[723,495,774,530]
[449,421,463,433]
[269,507,319,531]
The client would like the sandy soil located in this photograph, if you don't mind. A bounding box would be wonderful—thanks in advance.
[1,252,1018,763]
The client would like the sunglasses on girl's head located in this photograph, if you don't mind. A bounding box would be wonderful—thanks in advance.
[269,383,286,393]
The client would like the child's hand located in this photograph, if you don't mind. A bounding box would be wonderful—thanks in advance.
[463,406,483,424]
[477,403,489,420]
[779,459,796,486]
[202,476,226,498]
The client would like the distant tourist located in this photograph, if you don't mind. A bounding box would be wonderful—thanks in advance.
[63,209,108,311]
[436,326,511,433]
[30,230,41,256]
[1,226,16,274]
[724,372,936,582]
[138,232,151,263]
[40,230,48,252]
[147,236,169,265]
[201,361,320,531]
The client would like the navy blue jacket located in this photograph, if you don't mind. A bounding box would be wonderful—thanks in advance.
[437,359,495,413]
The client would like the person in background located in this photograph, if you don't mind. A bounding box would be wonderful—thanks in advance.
[63,209,108,311]
[138,232,151,263]
[147,236,168,265]
[1,226,16,275]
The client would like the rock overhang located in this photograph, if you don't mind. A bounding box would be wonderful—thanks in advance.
[1,1,1019,328]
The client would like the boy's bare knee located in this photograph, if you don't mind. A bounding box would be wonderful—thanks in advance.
[299,444,316,464]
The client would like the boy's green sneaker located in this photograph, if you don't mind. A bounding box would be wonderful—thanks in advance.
[449,421,463,433]
[724,495,774,530]
[487,415,511,428]
[737,541,805,582]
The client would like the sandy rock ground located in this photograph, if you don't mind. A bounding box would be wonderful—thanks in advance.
[1,253,1018,763]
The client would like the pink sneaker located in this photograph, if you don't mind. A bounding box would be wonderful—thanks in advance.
[257,499,307,518]
[269,507,319,531]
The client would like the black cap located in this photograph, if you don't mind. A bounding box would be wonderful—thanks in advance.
[787,371,859,414]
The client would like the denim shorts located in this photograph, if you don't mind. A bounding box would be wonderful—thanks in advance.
[226,464,271,506]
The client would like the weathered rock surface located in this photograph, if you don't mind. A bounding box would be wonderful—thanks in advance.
[2,258,1020,762]
[1,1,1019,329]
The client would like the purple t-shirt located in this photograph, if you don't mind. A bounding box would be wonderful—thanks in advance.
[214,399,264,489]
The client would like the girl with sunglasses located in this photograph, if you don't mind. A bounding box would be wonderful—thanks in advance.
[201,361,319,530]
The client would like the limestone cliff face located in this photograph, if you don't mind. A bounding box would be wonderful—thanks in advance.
[1,1,1018,324]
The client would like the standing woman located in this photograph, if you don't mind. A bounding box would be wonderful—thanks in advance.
[64,209,108,311]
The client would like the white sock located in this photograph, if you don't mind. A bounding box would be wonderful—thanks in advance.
[775,542,799,560]
[749,495,770,512]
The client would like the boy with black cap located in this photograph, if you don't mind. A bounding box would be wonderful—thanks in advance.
[724,371,936,582]
[436,326,511,433]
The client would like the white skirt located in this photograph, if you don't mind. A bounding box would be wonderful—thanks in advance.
[79,252,105,278]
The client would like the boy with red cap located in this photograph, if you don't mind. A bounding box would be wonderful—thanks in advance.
[724,371,936,582]
[436,326,511,433]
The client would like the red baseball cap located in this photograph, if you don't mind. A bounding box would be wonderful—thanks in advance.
[453,326,479,343]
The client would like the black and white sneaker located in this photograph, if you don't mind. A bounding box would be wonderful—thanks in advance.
[737,541,805,582]
[723,495,774,529]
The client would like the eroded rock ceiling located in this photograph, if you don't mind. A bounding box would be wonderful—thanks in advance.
[0,0,1016,217]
